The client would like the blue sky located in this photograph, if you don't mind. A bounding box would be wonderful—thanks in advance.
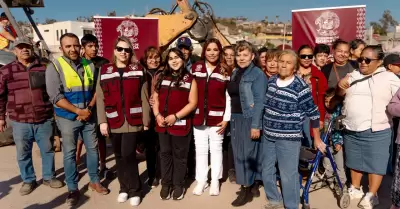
[4,0,400,24]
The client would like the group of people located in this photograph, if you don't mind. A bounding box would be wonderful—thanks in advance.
[1,29,400,209]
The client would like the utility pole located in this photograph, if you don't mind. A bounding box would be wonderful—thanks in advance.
[282,23,286,50]
[23,7,52,59]
[369,26,373,45]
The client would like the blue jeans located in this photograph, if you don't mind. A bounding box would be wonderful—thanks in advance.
[12,119,55,183]
[262,138,301,209]
[56,116,99,191]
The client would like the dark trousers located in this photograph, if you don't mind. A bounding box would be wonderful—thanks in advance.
[187,133,196,179]
[159,132,191,187]
[223,133,235,178]
[144,128,161,180]
[111,132,142,197]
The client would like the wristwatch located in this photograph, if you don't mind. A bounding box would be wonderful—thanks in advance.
[174,113,180,121]
[87,105,94,112]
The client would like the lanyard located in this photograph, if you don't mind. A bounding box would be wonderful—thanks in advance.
[333,64,340,82]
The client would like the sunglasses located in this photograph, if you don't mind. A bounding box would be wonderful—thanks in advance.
[115,46,132,53]
[357,57,379,64]
[300,54,313,60]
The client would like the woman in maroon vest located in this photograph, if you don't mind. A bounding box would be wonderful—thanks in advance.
[191,38,231,196]
[153,48,198,200]
[96,36,151,206]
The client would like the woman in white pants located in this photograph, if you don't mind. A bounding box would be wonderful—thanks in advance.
[191,38,231,196]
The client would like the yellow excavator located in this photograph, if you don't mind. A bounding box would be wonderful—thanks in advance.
[145,0,231,50]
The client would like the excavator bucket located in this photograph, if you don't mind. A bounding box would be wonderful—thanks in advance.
[188,1,230,47]
[146,0,230,49]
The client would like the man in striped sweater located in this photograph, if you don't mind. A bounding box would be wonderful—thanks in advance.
[261,50,326,209]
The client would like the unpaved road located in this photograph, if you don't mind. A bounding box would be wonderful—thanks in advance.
[0,144,392,209]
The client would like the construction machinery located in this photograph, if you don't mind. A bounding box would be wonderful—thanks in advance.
[0,0,50,67]
[145,0,231,50]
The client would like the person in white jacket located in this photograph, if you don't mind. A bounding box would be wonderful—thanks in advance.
[191,38,231,196]
[337,45,400,209]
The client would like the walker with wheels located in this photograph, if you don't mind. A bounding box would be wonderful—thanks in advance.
[299,115,350,209]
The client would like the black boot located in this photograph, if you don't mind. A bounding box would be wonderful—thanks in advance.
[251,180,261,197]
[231,186,253,207]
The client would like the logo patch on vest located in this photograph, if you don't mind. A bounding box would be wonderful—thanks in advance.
[195,64,202,72]
[129,64,138,71]
[183,74,189,82]
[106,66,113,73]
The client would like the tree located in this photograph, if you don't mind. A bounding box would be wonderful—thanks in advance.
[370,22,386,35]
[43,18,57,24]
[370,10,398,35]
[107,11,116,17]
[264,41,275,49]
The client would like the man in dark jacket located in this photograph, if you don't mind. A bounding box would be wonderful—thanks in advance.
[177,37,200,72]
[0,37,63,196]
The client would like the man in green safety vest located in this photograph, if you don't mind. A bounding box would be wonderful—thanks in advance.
[45,33,109,206]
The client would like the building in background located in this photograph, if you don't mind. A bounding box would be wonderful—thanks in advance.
[33,21,94,56]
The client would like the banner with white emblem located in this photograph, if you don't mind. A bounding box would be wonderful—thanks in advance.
[292,5,366,51]
[94,16,159,61]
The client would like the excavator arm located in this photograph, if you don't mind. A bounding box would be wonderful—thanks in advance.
[145,0,230,49]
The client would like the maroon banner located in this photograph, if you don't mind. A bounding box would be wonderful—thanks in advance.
[94,16,159,61]
[292,5,366,51]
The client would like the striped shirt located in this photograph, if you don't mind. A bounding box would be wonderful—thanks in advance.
[263,75,320,141]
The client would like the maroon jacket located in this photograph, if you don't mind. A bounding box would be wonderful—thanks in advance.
[156,73,194,136]
[192,61,229,126]
[0,59,53,123]
[99,63,144,129]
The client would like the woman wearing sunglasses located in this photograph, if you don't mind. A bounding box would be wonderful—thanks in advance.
[153,48,198,201]
[96,36,151,206]
[297,45,328,147]
[337,45,400,209]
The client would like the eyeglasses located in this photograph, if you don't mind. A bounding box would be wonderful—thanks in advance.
[115,46,132,53]
[357,57,379,64]
[300,54,313,60]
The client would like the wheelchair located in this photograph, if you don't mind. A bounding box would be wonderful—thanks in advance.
[299,115,350,209]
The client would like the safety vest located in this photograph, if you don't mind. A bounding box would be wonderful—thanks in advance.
[156,73,194,136]
[53,57,94,120]
[192,62,230,126]
[100,63,144,129]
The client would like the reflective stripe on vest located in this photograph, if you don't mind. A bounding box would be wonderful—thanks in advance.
[156,74,193,136]
[53,57,94,120]
[100,63,144,129]
[192,62,228,126]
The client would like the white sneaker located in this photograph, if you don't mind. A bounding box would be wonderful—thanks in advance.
[129,196,141,206]
[348,185,364,200]
[358,193,379,209]
[192,181,209,196]
[117,193,128,203]
[209,181,220,196]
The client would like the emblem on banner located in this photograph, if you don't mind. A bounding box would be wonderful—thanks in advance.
[315,11,340,37]
[314,11,340,45]
[117,20,140,50]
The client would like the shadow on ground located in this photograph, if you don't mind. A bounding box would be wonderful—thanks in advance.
[0,175,22,200]
[23,184,91,209]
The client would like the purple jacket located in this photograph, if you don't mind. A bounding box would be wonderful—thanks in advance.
[388,88,400,144]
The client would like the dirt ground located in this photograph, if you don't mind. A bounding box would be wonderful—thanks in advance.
[0,143,393,209]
